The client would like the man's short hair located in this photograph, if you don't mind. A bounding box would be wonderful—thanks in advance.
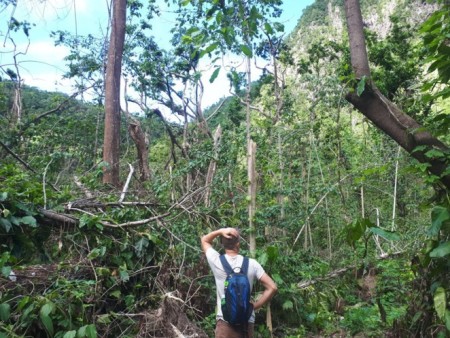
[221,229,240,250]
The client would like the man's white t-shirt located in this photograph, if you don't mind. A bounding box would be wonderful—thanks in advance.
[205,247,265,323]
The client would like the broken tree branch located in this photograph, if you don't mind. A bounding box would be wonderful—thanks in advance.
[39,208,78,226]
[0,139,37,173]
[0,140,60,192]
[119,163,134,203]
[297,267,352,289]
[66,200,160,210]
[39,208,169,228]
[101,213,170,228]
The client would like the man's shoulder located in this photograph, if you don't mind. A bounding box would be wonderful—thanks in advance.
[246,257,265,279]
[245,256,260,264]
[205,246,220,260]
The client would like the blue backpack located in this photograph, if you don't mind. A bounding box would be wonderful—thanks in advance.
[220,255,253,325]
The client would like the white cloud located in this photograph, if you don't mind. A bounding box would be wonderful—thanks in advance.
[17,0,76,23]
[12,0,108,35]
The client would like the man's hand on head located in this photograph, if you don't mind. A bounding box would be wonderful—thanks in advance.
[201,227,238,253]
[221,227,239,239]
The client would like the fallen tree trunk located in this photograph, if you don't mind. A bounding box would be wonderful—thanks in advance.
[297,267,352,289]
[39,208,169,228]
[297,251,406,289]
[39,208,78,226]
[66,200,160,210]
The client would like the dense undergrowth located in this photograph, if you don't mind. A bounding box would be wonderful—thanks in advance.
[0,136,448,337]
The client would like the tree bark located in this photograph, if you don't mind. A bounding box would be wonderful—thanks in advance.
[344,0,450,189]
[128,120,151,181]
[103,0,127,186]
[344,0,370,79]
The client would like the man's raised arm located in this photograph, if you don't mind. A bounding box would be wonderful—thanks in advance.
[201,227,239,253]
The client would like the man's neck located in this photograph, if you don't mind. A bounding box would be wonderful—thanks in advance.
[225,249,239,256]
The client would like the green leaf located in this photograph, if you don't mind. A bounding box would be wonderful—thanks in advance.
[1,209,9,218]
[10,215,20,225]
[0,218,12,232]
[40,303,54,336]
[78,325,87,337]
[63,331,77,338]
[1,266,11,278]
[345,218,374,245]
[411,310,423,324]
[369,227,400,241]
[17,296,30,311]
[110,290,121,299]
[266,246,279,263]
[240,45,253,57]
[0,303,11,322]
[79,214,89,228]
[40,301,54,316]
[88,248,100,260]
[85,324,97,338]
[119,270,129,282]
[424,149,445,159]
[282,300,294,310]
[273,22,285,32]
[428,206,450,236]
[97,314,111,324]
[428,56,447,73]
[264,23,274,35]
[429,241,450,258]
[356,76,366,96]
[0,192,7,202]
[20,215,37,227]
[433,287,446,320]
[271,273,284,285]
[134,237,149,258]
[124,294,135,307]
[203,42,219,55]
[209,67,221,83]
[412,145,427,153]
[258,252,268,266]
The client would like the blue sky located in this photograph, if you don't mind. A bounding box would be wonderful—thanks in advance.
[0,0,314,108]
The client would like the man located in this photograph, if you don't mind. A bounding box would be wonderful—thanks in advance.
[201,227,278,338]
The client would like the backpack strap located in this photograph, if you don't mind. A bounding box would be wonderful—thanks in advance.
[241,256,249,275]
[220,254,233,275]
[220,255,249,275]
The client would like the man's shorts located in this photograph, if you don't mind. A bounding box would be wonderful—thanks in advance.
[215,319,255,338]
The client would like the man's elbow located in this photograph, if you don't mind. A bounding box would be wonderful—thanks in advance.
[200,236,211,252]
[269,282,278,296]
[272,283,278,294]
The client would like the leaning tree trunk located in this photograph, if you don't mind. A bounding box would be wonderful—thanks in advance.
[103,0,127,186]
[344,0,450,189]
